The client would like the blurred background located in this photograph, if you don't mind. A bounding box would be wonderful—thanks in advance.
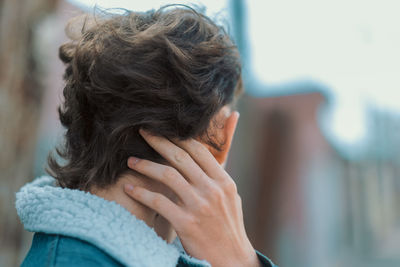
[1,0,400,266]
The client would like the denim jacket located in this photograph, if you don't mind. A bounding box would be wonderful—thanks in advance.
[16,176,276,267]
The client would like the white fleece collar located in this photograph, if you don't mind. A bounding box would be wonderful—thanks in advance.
[15,176,210,267]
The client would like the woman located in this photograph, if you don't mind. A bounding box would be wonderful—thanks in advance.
[16,5,277,267]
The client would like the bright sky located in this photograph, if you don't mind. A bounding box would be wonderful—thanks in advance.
[67,0,400,157]
[67,0,228,16]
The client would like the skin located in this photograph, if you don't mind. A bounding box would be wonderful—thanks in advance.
[92,106,261,267]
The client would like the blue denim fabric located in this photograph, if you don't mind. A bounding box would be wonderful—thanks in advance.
[21,233,124,267]
[255,250,277,267]
[21,233,276,267]
[176,250,275,267]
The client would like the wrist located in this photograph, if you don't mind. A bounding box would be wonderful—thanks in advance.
[234,240,261,267]
[243,250,262,267]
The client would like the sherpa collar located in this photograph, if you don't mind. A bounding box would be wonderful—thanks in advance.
[15,176,210,267]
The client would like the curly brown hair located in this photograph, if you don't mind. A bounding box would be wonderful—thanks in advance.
[48,5,243,190]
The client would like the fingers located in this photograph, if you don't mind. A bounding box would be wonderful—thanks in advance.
[159,111,239,180]
[139,129,211,188]
[127,157,197,206]
[169,108,240,179]
[171,138,225,180]
[124,185,187,230]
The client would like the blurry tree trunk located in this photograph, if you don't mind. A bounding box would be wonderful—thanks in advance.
[0,0,57,266]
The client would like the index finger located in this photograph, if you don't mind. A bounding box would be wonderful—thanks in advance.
[170,138,228,181]
[139,129,212,187]
[171,110,239,180]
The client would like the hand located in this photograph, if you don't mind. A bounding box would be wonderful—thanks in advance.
[124,127,260,267]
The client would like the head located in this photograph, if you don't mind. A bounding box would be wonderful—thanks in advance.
[48,5,243,191]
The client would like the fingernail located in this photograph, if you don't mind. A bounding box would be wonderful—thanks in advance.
[236,111,240,119]
[124,184,134,191]
[128,156,140,167]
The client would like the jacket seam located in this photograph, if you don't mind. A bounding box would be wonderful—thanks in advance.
[47,235,60,267]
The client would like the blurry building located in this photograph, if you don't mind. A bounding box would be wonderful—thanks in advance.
[228,91,400,267]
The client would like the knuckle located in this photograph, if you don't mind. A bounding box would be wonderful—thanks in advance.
[180,215,198,231]
[193,142,207,155]
[206,185,224,205]
[186,214,197,225]
[186,192,202,206]
[174,149,189,163]
[197,201,212,216]
[163,167,178,180]
[151,196,163,209]
[206,183,224,201]
[222,179,238,195]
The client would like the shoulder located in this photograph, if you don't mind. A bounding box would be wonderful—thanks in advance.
[21,233,124,267]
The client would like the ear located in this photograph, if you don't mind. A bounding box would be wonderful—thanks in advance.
[203,110,240,167]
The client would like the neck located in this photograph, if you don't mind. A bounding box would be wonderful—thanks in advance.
[90,171,177,243]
